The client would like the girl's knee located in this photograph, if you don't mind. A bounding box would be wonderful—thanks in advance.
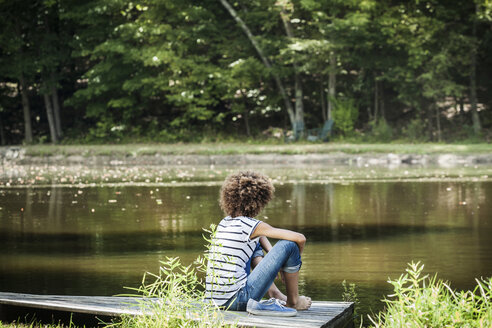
[276,239,295,247]
[277,240,302,273]
[277,240,300,253]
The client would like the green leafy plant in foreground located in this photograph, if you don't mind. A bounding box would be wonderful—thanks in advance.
[342,280,359,305]
[0,319,76,328]
[369,262,492,328]
[109,256,236,328]
[342,280,361,326]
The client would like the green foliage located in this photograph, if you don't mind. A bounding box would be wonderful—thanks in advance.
[0,0,491,144]
[331,98,358,136]
[368,119,393,142]
[369,262,492,328]
[112,256,235,328]
[0,315,76,327]
[108,224,234,328]
[402,118,428,142]
[85,120,126,142]
[460,124,485,143]
[342,280,359,304]
[342,279,361,326]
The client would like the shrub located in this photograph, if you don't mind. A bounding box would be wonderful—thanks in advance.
[108,224,236,328]
[402,118,428,142]
[342,280,359,305]
[369,262,492,328]
[368,119,393,142]
[331,97,358,136]
[342,280,361,326]
[110,256,236,328]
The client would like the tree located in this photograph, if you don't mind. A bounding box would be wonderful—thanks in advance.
[0,0,37,144]
[38,0,72,141]
[219,0,297,134]
[1,0,490,144]
[222,58,272,136]
[278,0,305,138]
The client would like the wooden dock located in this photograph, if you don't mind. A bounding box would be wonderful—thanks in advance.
[0,292,353,328]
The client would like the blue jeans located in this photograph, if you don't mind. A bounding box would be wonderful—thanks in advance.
[245,243,265,275]
[223,240,302,311]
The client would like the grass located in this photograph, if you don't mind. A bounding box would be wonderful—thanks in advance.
[21,142,492,157]
[369,262,492,328]
[0,257,234,328]
[108,255,235,328]
[110,225,234,328]
[0,321,73,327]
[0,227,232,328]
[2,261,491,327]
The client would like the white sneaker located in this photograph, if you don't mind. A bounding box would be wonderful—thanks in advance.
[246,298,297,317]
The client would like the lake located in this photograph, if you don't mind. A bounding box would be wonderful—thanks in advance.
[1,164,491,318]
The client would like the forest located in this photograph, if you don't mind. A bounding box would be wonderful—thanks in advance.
[0,0,491,145]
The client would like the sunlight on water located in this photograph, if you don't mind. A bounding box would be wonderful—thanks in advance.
[0,179,491,316]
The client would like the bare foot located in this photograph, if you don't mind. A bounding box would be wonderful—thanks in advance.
[287,295,312,310]
[268,289,288,303]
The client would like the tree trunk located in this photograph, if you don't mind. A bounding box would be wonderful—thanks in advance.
[320,82,326,122]
[459,97,465,125]
[380,80,385,121]
[243,107,250,137]
[435,105,442,142]
[43,92,58,144]
[19,75,33,144]
[219,0,296,129]
[43,9,62,139]
[294,76,305,139]
[279,2,304,138]
[426,104,433,141]
[14,18,33,144]
[374,77,379,121]
[470,4,481,135]
[327,51,336,121]
[51,73,62,138]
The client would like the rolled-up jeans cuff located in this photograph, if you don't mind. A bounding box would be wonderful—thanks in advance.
[282,262,302,273]
[251,246,264,259]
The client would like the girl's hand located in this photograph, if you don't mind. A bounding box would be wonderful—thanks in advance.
[251,222,306,254]
[259,236,273,253]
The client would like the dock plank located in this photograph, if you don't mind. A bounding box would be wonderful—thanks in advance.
[0,292,353,328]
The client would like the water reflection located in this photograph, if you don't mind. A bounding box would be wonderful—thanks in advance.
[0,181,491,317]
[1,163,491,187]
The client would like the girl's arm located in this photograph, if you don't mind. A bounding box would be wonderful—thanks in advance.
[259,236,273,252]
[251,222,306,253]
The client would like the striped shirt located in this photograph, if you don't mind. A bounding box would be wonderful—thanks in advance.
[204,216,261,306]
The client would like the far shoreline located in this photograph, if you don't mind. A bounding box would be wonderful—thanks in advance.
[1,143,491,166]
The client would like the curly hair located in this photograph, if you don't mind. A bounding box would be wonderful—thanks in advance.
[219,171,275,218]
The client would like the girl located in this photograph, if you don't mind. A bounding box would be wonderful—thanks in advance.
[205,171,311,315]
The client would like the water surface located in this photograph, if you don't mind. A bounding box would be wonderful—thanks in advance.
[1,179,491,317]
